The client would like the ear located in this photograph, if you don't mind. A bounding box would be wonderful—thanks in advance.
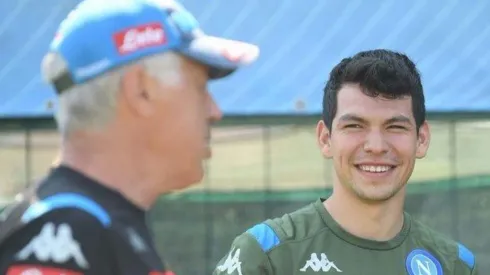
[120,64,153,117]
[416,121,431,159]
[316,120,333,159]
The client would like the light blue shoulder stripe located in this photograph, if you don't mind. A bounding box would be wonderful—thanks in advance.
[246,223,280,251]
[21,193,111,227]
[458,243,475,269]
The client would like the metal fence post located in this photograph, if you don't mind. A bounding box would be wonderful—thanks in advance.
[263,125,272,219]
[24,128,32,187]
[449,120,459,240]
[203,158,212,273]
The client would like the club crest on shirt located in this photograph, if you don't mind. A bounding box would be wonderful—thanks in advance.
[406,249,443,275]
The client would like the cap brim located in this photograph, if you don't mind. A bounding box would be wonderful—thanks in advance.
[179,35,259,79]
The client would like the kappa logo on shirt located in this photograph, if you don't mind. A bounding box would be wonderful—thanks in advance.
[216,247,242,275]
[16,222,89,269]
[300,253,342,273]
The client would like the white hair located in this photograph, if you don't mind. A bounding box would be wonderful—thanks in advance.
[41,52,184,135]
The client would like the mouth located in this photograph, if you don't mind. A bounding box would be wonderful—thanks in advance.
[355,164,397,177]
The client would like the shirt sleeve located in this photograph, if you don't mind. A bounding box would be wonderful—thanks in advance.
[454,243,478,275]
[213,232,272,275]
[0,208,113,275]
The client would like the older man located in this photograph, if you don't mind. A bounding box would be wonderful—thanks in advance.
[0,0,259,274]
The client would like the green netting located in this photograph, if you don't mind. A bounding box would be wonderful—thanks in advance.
[150,179,490,274]
[1,119,489,273]
[148,120,490,274]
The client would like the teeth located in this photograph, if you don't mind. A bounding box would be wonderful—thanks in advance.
[359,165,392,173]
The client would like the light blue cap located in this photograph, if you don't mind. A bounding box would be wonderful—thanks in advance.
[49,0,260,93]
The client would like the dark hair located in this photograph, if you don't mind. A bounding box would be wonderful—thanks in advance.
[322,49,425,131]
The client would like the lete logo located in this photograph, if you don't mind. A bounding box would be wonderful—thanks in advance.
[113,22,167,55]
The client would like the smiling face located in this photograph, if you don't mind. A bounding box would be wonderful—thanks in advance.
[317,84,430,203]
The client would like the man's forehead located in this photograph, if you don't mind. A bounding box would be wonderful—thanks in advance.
[182,55,210,80]
[338,84,411,101]
[338,85,412,107]
[335,85,415,122]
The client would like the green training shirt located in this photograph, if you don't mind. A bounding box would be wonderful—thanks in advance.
[213,198,478,275]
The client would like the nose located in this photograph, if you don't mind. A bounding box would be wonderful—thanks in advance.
[209,93,223,123]
[363,130,389,155]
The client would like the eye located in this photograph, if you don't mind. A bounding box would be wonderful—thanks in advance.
[345,124,362,129]
[388,125,407,130]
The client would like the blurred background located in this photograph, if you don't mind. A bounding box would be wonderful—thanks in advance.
[1,0,489,273]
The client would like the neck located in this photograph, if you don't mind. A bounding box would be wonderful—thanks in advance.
[324,186,406,241]
[60,132,168,210]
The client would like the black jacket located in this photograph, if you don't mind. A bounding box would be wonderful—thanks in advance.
[0,165,174,275]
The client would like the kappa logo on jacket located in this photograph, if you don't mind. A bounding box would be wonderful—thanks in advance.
[217,247,242,275]
[16,222,89,269]
[300,253,342,273]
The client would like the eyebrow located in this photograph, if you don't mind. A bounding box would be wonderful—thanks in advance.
[385,115,413,125]
[338,114,413,125]
[338,114,368,124]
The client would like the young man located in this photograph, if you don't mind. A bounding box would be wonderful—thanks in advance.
[213,50,479,275]
[0,0,259,274]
